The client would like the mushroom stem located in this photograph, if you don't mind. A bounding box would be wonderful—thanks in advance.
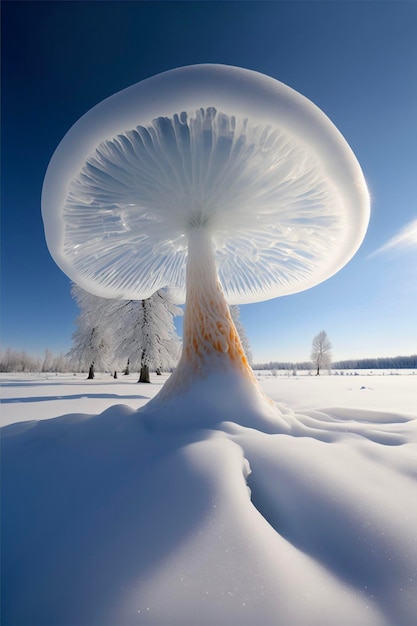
[183,227,254,373]
[157,226,258,399]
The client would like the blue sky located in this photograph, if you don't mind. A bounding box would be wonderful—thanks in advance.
[1,1,416,363]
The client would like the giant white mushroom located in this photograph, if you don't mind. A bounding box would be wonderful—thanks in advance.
[42,64,369,412]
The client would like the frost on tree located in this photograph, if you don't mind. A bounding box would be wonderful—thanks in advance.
[68,285,181,380]
[67,285,115,378]
[42,64,369,409]
[230,306,253,366]
[311,330,333,376]
[107,290,182,383]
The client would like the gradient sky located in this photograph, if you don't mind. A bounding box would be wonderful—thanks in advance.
[1,0,416,363]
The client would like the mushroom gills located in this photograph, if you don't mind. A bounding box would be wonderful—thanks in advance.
[63,107,343,303]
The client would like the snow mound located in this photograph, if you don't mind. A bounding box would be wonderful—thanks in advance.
[2,374,417,626]
[142,368,292,434]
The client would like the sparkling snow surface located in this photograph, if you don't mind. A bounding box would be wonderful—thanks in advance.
[1,371,416,626]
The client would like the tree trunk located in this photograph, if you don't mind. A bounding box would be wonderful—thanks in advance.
[87,362,95,380]
[124,359,130,375]
[113,371,118,379]
[138,302,151,383]
[138,364,150,383]
[316,365,320,376]
[156,367,162,375]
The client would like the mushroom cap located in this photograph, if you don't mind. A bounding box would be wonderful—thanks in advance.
[42,64,370,304]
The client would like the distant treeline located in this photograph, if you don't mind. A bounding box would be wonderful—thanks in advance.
[1,348,416,373]
[0,349,72,373]
[254,355,417,371]
[332,355,417,370]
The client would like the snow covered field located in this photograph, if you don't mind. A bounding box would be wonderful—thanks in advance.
[1,371,416,625]
[1,370,416,427]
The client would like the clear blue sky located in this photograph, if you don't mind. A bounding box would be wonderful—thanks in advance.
[1,1,416,363]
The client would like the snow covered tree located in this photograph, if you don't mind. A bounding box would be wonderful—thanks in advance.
[67,285,116,378]
[68,285,182,381]
[109,290,182,383]
[42,349,54,373]
[0,349,41,372]
[311,330,332,376]
[230,305,253,366]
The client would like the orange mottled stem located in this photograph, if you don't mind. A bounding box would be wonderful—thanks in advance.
[182,228,252,376]
[157,227,257,399]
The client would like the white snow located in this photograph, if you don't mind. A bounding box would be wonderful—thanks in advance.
[1,370,416,625]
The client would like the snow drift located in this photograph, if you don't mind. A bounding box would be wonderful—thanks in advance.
[1,372,416,625]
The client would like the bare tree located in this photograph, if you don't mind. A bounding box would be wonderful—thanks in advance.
[311,330,332,376]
